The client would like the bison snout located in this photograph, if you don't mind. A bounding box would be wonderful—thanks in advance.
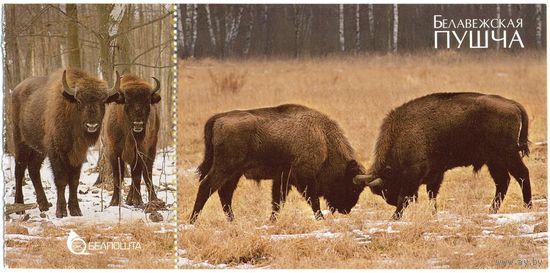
[85,123,99,133]
[132,121,145,133]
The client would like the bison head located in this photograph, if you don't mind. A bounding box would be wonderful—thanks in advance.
[353,166,399,206]
[62,70,121,134]
[325,160,368,214]
[111,75,161,134]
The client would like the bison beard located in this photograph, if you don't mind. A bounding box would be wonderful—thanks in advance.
[354,92,533,220]
[101,74,164,211]
[190,104,368,223]
[11,68,120,218]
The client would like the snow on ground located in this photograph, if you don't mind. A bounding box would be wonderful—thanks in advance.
[3,147,176,225]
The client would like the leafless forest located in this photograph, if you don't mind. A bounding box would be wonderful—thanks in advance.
[177,4,546,58]
[3,4,175,152]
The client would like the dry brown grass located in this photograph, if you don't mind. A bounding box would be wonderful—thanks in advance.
[178,51,547,268]
[4,220,176,268]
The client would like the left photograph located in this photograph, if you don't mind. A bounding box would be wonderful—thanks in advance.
[2,4,176,268]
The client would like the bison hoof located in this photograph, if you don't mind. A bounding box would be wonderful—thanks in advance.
[269,213,279,223]
[39,202,52,212]
[109,198,121,207]
[144,199,166,213]
[69,205,83,216]
[524,202,533,209]
[391,212,403,221]
[126,196,144,208]
[56,208,68,218]
[314,212,325,220]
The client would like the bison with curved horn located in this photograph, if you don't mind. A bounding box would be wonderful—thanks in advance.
[11,68,121,218]
[190,104,369,223]
[354,92,532,220]
[102,74,164,210]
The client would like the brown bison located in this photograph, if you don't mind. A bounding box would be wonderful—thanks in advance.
[102,74,164,209]
[190,104,370,223]
[354,92,532,219]
[11,68,120,218]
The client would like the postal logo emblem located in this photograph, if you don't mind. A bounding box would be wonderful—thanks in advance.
[67,230,90,255]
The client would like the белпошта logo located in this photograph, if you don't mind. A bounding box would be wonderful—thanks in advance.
[67,230,91,255]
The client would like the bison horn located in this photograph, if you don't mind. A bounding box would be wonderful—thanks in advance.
[62,70,78,98]
[106,71,121,96]
[151,77,161,94]
[353,174,383,188]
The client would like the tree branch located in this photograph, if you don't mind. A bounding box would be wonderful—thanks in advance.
[48,4,101,39]
[109,12,171,40]
[114,63,173,69]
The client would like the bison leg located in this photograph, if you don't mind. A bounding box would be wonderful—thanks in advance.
[425,172,444,214]
[67,165,83,216]
[126,161,144,208]
[14,145,31,213]
[143,157,160,202]
[50,158,69,218]
[28,152,51,212]
[301,183,323,220]
[270,171,291,222]
[190,168,237,224]
[392,184,420,220]
[109,157,125,207]
[218,175,240,222]
[488,163,511,213]
[507,154,532,209]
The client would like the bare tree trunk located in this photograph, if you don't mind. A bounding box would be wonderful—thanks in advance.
[338,4,345,52]
[355,4,361,54]
[177,4,185,58]
[536,4,543,49]
[262,5,270,56]
[98,5,114,82]
[368,4,374,50]
[507,4,513,17]
[496,4,501,51]
[293,5,302,58]
[190,4,198,58]
[224,6,245,57]
[116,4,132,74]
[243,7,255,57]
[66,4,81,68]
[392,4,398,53]
[204,4,217,48]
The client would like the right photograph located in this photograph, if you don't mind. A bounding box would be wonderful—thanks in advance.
[177,4,547,269]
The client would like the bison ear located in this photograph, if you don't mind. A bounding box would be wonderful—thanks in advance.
[151,93,161,104]
[106,92,125,104]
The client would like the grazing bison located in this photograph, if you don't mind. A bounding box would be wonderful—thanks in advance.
[102,74,164,210]
[11,68,120,218]
[190,104,369,223]
[354,92,532,219]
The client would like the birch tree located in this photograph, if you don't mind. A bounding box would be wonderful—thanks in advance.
[368,4,374,50]
[536,4,543,49]
[355,4,361,53]
[338,4,345,52]
[204,4,217,48]
[392,4,398,53]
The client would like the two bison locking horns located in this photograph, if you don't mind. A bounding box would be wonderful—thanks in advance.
[190,93,532,222]
[11,68,163,218]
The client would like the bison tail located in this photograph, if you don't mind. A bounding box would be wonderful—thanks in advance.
[197,115,217,180]
[516,103,530,157]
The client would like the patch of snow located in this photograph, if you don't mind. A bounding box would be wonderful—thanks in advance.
[488,213,538,224]
[3,147,176,226]
[268,230,342,241]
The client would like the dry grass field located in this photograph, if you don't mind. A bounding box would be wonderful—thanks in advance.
[5,221,175,268]
[177,51,547,269]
